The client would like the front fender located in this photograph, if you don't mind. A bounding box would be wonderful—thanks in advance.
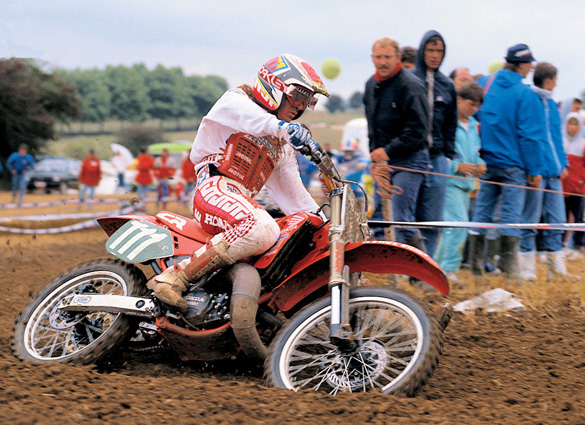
[271,241,449,313]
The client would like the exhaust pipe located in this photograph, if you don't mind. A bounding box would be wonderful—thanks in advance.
[228,263,267,361]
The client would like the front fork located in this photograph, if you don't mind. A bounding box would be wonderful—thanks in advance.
[328,189,355,350]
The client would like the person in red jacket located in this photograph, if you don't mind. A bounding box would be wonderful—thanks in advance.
[154,148,177,209]
[180,148,197,206]
[134,147,156,203]
[78,149,102,210]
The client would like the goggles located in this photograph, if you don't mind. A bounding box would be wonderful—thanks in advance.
[285,86,318,110]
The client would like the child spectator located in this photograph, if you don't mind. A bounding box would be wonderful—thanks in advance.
[561,112,585,258]
[333,138,370,212]
[155,148,177,209]
[7,144,35,206]
[435,82,486,283]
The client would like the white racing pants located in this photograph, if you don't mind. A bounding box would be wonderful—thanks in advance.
[192,168,280,261]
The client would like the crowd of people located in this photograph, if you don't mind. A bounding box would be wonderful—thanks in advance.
[363,32,585,285]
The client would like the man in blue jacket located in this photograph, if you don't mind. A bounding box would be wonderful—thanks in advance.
[7,144,35,206]
[519,61,572,281]
[412,30,458,259]
[469,44,546,280]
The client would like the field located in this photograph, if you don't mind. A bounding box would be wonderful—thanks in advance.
[1,191,585,424]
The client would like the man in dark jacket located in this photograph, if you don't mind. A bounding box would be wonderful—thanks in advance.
[412,30,458,258]
[364,37,430,250]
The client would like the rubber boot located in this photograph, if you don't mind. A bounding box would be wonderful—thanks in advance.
[469,234,486,276]
[498,235,520,281]
[404,232,427,253]
[518,250,537,282]
[152,240,234,311]
[404,233,434,292]
[546,251,580,281]
[486,236,500,269]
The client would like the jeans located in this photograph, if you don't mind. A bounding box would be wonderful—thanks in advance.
[472,166,527,237]
[520,177,565,252]
[137,184,150,201]
[415,155,449,258]
[79,185,96,205]
[436,186,470,272]
[11,173,28,205]
[370,149,430,242]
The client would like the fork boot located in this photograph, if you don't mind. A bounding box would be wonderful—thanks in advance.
[152,239,234,311]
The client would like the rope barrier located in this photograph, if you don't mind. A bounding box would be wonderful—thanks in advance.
[0,205,138,234]
[385,164,585,198]
[0,197,124,210]
[368,220,585,232]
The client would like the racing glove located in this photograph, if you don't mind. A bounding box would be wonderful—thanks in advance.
[278,121,318,152]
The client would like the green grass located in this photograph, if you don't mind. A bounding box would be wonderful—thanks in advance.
[48,110,365,159]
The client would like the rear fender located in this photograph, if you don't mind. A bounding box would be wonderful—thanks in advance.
[271,241,449,313]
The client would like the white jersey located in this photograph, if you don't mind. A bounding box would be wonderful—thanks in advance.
[191,88,319,216]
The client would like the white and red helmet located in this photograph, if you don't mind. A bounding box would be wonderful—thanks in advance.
[253,54,330,117]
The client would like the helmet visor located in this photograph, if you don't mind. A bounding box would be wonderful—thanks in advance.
[286,86,318,110]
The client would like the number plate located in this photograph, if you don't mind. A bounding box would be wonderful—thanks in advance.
[106,220,174,263]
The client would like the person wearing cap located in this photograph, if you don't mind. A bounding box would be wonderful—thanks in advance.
[469,43,547,282]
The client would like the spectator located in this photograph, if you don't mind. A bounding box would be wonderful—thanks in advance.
[561,112,585,258]
[412,30,458,258]
[111,149,130,193]
[449,67,474,92]
[155,148,177,209]
[363,37,430,251]
[469,43,546,280]
[78,149,102,210]
[518,62,569,280]
[181,148,197,206]
[135,147,156,203]
[400,46,417,70]
[295,150,319,188]
[435,82,486,283]
[6,144,35,206]
[333,138,370,212]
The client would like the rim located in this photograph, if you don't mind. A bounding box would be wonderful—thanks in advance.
[278,296,424,395]
[23,270,128,361]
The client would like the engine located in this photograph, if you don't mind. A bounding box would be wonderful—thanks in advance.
[183,287,230,328]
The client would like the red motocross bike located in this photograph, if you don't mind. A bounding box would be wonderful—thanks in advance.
[11,140,451,396]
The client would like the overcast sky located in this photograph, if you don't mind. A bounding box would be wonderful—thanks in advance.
[2,0,585,105]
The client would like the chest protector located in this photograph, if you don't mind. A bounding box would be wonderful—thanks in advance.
[217,132,281,193]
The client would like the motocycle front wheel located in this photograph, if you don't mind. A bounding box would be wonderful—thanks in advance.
[11,259,146,364]
[265,287,443,396]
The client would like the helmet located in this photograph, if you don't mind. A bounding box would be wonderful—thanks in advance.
[253,54,330,117]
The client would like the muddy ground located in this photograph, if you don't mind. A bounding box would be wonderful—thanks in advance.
[1,193,585,424]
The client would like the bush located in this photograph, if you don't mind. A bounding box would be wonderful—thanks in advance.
[115,125,167,156]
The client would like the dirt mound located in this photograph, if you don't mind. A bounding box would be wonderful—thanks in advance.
[1,194,585,423]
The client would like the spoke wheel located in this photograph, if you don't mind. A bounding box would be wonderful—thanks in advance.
[265,287,443,396]
[11,259,145,364]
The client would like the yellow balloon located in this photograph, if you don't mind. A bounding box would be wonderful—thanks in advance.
[321,58,341,80]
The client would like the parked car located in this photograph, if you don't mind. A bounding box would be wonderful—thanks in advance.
[27,156,82,194]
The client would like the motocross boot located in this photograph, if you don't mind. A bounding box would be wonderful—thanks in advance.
[152,239,235,312]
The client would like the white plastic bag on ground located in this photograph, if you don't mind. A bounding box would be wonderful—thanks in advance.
[454,288,525,313]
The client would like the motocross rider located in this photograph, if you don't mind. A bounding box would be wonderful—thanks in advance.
[151,54,330,311]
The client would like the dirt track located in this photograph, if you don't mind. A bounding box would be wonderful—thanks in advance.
[1,195,585,424]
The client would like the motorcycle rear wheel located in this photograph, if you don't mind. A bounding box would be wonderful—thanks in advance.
[265,287,443,396]
[11,259,146,364]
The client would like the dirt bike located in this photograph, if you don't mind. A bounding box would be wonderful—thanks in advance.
[11,139,452,396]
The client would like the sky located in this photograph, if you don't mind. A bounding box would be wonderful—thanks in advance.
[2,0,585,106]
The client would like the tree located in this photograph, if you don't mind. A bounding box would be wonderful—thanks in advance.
[144,65,194,124]
[324,94,346,113]
[348,91,363,110]
[186,75,228,117]
[104,65,150,122]
[61,68,111,124]
[0,58,81,161]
